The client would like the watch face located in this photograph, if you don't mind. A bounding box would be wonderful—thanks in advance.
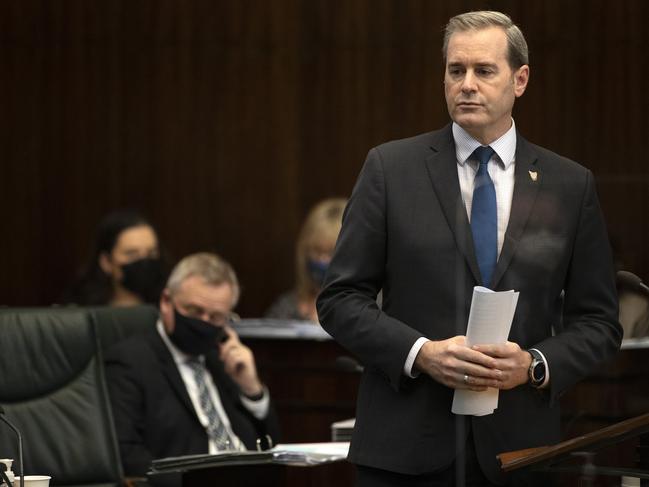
[532,361,545,382]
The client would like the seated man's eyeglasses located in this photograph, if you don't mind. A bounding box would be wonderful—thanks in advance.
[175,302,235,327]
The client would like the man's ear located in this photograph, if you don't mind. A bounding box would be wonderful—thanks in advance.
[159,288,172,314]
[159,289,175,333]
[513,64,530,97]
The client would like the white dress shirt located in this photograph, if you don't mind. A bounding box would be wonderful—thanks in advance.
[403,120,550,388]
[157,320,270,453]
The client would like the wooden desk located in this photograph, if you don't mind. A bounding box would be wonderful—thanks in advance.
[562,345,649,435]
[182,461,355,487]
[558,343,649,486]
[242,335,360,443]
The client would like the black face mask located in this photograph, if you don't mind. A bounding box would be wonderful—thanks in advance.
[121,258,166,303]
[168,308,226,356]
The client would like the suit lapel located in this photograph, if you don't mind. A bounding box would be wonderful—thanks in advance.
[491,134,541,289]
[425,126,482,285]
[150,332,198,419]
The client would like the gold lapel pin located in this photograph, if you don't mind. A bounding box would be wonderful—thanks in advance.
[528,170,538,182]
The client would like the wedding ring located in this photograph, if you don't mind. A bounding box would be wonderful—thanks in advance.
[463,374,470,384]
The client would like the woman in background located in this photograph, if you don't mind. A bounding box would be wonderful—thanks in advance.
[265,198,346,322]
[65,209,167,306]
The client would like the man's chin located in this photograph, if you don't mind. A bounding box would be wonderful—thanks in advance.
[452,115,485,130]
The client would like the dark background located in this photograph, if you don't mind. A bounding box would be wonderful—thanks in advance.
[1,0,647,316]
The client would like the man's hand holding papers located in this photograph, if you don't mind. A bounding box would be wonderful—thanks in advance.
[450,287,521,415]
[414,336,502,392]
[415,287,528,416]
[472,341,532,390]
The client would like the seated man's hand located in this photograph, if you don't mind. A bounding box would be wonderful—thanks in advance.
[219,327,264,397]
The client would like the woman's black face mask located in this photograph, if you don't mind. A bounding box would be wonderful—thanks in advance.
[167,308,227,356]
[120,257,166,303]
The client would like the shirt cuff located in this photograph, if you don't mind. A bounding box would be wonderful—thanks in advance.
[404,337,430,378]
[240,386,270,419]
[529,348,550,388]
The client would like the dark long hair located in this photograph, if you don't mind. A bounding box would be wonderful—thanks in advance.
[65,210,158,305]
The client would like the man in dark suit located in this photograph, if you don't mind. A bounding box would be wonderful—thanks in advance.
[317,10,622,487]
[105,252,280,486]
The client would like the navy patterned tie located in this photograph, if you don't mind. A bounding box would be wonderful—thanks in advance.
[186,358,232,450]
[470,146,497,287]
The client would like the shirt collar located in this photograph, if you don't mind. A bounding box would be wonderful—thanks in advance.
[157,319,205,365]
[452,119,517,170]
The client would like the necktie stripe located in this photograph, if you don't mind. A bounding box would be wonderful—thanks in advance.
[187,359,232,450]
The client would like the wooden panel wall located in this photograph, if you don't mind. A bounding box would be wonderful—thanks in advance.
[1,1,647,315]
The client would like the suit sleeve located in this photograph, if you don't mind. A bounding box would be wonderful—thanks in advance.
[104,346,154,477]
[535,169,622,402]
[317,148,424,391]
[245,398,282,449]
[233,388,282,449]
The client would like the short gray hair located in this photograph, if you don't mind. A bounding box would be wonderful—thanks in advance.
[442,11,529,69]
[166,252,240,305]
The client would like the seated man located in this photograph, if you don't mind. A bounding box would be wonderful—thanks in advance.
[105,252,280,485]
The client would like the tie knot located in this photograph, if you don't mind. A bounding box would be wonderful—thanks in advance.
[472,146,495,166]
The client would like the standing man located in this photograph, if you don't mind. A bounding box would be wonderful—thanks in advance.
[105,252,280,486]
[317,11,621,487]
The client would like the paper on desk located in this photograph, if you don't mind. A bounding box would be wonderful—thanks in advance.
[271,442,350,465]
[452,286,519,416]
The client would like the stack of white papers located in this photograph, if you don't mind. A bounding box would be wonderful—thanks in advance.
[451,286,519,416]
[150,442,350,472]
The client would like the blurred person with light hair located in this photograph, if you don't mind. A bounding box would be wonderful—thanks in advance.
[265,197,347,322]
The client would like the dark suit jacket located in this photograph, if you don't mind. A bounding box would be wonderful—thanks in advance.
[317,125,622,484]
[104,327,281,485]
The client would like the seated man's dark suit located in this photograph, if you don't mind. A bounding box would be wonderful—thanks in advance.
[104,326,280,484]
